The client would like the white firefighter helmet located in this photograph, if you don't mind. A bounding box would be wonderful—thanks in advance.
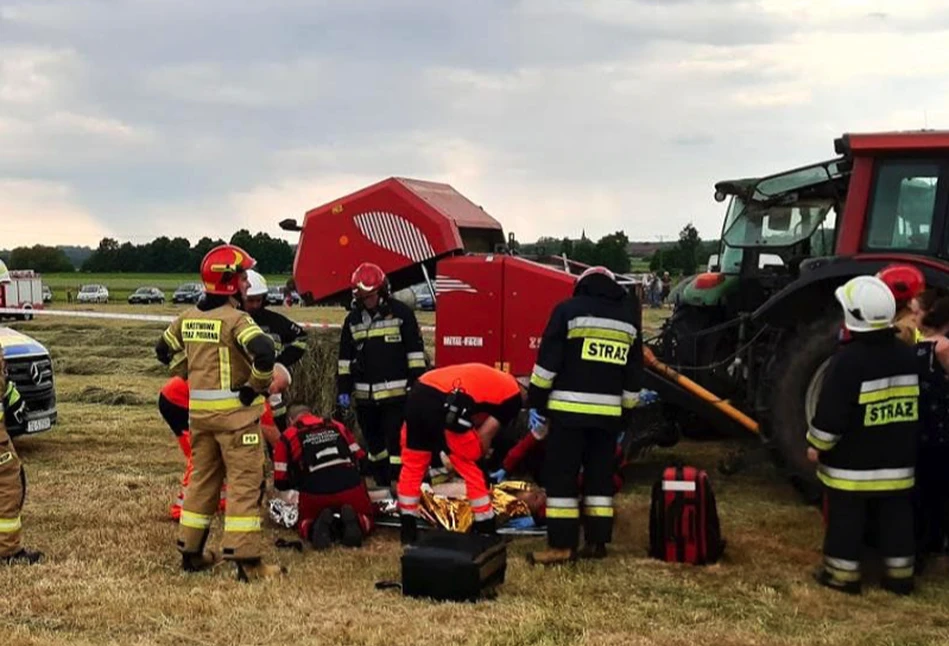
[246,269,268,297]
[835,275,896,333]
[0,260,10,284]
[578,265,616,283]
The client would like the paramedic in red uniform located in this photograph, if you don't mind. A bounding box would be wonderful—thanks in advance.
[337,262,427,489]
[397,362,526,545]
[273,406,374,549]
[158,376,195,521]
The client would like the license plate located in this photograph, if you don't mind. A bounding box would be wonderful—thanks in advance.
[27,417,51,433]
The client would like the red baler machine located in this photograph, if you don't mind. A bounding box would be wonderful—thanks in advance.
[284,177,579,378]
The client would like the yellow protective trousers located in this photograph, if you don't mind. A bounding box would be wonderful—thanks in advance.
[177,421,265,561]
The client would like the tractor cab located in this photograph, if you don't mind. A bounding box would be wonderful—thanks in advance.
[680,157,849,316]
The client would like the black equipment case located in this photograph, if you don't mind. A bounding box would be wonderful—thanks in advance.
[400,531,507,601]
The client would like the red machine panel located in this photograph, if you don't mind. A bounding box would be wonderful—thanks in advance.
[434,255,577,378]
[434,255,504,370]
[292,177,503,303]
[501,258,575,376]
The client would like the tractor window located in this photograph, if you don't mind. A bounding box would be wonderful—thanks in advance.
[808,206,838,256]
[865,162,940,251]
[722,199,834,249]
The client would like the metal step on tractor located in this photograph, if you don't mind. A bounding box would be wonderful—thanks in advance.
[654,130,949,500]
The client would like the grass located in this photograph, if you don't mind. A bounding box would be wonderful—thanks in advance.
[4,312,949,645]
[32,301,436,328]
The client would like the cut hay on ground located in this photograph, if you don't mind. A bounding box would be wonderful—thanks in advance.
[58,386,151,407]
[5,310,949,645]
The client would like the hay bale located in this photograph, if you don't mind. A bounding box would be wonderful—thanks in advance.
[286,329,340,417]
[286,329,436,419]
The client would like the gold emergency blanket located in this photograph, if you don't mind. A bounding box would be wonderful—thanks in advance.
[419,482,535,533]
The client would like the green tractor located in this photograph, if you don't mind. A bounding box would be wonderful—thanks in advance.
[651,131,949,499]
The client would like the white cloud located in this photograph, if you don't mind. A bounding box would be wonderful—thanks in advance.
[144,59,327,108]
[0,46,81,106]
[0,179,110,247]
[5,0,949,250]
[45,111,153,143]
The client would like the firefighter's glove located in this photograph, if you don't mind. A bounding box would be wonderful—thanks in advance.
[337,393,351,409]
[489,468,507,485]
[638,390,659,406]
[238,385,259,407]
[528,409,546,433]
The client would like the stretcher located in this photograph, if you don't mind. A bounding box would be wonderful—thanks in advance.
[373,515,547,537]
[368,485,548,537]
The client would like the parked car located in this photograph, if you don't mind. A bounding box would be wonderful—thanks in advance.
[76,284,109,304]
[0,326,57,437]
[41,285,52,303]
[128,287,165,305]
[172,283,204,304]
[265,286,300,306]
[411,284,435,311]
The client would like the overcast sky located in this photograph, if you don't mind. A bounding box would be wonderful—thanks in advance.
[2,0,948,249]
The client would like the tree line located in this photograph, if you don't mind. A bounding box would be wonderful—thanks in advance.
[1,230,295,274]
[2,224,717,277]
[518,224,717,276]
[648,223,719,276]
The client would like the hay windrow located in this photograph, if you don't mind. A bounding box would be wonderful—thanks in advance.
[59,386,151,407]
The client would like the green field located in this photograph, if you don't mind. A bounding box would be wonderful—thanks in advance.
[40,273,291,302]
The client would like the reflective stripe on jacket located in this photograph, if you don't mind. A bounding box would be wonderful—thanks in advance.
[808,330,920,494]
[337,298,426,403]
[527,274,643,430]
[162,304,272,430]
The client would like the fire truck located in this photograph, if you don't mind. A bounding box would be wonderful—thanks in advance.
[0,269,45,321]
[283,133,949,497]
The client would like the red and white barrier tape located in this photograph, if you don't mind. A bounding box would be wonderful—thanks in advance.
[0,307,436,332]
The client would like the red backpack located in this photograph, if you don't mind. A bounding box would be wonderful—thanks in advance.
[649,465,725,565]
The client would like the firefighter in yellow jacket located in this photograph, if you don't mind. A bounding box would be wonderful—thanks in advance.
[156,244,283,581]
[0,347,43,565]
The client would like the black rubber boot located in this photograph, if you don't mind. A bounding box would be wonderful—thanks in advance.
[578,543,608,560]
[1,548,44,566]
[308,509,336,550]
[400,515,418,546]
[235,558,286,583]
[181,550,219,573]
[813,568,861,595]
[339,505,363,548]
[882,577,915,596]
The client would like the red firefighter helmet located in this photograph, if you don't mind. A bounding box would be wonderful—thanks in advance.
[876,264,924,305]
[200,244,256,296]
[351,262,389,299]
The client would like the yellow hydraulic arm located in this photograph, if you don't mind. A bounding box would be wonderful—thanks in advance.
[643,346,760,435]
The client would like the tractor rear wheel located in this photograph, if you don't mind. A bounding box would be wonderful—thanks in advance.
[765,312,841,504]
